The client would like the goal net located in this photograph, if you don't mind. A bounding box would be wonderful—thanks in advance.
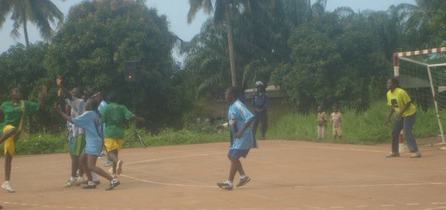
[393,47,446,144]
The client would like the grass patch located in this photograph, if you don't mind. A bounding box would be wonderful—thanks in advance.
[267,101,443,144]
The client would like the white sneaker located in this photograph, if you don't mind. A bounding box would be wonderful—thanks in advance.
[1,181,15,193]
[75,176,85,186]
[217,180,233,190]
[65,177,76,187]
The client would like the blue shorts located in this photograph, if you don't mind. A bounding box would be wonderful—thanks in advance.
[228,149,250,160]
[84,140,103,156]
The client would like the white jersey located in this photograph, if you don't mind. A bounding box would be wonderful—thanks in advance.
[66,97,85,137]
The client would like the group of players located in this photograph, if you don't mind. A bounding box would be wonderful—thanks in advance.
[0,76,424,205]
[0,77,139,200]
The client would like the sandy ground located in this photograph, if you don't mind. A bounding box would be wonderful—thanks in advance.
[0,140,445,210]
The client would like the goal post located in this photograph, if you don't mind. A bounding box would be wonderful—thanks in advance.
[393,47,446,145]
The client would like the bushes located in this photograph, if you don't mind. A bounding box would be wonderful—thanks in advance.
[124,128,227,147]
[15,133,66,155]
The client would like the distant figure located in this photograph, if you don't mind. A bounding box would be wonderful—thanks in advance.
[330,105,342,140]
[385,78,421,158]
[316,105,327,140]
[252,81,268,139]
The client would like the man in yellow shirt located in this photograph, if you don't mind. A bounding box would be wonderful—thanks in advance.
[385,78,421,158]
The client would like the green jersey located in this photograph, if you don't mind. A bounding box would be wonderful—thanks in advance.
[0,100,39,130]
[102,103,135,139]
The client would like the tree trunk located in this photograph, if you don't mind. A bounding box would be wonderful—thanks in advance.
[23,16,30,47]
[225,5,237,87]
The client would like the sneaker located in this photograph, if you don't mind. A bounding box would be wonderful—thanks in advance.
[104,160,113,167]
[65,177,77,187]
[99,151,106,157]
[1,181,15,193]
[105,179,120,191]
[82,181,96,189]
[116,160,124,175]
[75,176,85,186]
[410,152,421,158]
[236,176,251,187]
[217,181,233,190]
[386,153,400,158]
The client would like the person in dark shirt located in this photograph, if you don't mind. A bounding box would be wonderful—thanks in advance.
[252,81,268,140]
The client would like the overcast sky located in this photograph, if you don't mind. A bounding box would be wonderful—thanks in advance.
[0,0,415,53]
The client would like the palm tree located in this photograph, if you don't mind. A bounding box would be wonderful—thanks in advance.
[188,0,251,87]
[0,0,64,47]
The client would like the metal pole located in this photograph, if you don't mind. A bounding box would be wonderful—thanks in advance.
[429,63,446,68]
[426,66,446,144]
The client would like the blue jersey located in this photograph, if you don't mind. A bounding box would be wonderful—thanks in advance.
[72,111,104,156]
[228,100,255,150]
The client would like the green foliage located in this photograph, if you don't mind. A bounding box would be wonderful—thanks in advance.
[138,129,226,146]
[185,0,446,114]
[44,0,188,130]
[268,102,443,144]
[15,133,66,155]
[0,43,49,99]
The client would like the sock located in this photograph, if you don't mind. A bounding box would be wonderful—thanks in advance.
[92,172,100,182]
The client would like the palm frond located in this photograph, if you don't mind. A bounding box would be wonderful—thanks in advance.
[196,74,222,98]
[0,0,14,27]
[188,0,212,24]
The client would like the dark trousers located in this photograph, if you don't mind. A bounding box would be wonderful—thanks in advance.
[392,114,419,153]
[253,111,268,138]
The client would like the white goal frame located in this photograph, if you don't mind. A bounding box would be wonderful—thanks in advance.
[393,47,446,144]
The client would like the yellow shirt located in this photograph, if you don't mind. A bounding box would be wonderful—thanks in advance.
[386,87,416,117]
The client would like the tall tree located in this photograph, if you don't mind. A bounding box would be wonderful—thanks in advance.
[45,0,186,130]
[0,0,64,47]
[188,0,253,87]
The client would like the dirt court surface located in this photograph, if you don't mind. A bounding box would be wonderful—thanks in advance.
[1,140,446,210]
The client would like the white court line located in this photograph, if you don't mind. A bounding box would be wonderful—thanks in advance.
[125,153,217,166]
[121,174,279,202]
[121,174,216,188]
